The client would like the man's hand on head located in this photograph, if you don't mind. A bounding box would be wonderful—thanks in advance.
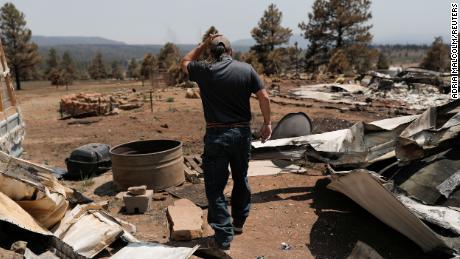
[203,34,222,47]
[181,33,222,74]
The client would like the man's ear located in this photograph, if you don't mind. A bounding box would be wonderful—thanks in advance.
[229,49,233,57]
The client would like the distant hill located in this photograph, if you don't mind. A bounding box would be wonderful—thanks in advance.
[32,36,126,46]
[37,44,193,65]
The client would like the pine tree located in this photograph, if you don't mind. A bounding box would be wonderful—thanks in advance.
[140,53,156,86]
[45,48,59,80]
[158,42,180,70]
[88,52,107,80]
[299,0,373,72]
[111,61,124,80]
[287,42,303,76]
[127,58,140,80]
[61,51,76,87]
[327,49,351,74]
[0,2,41,90]
[377,51,390,69]
[241,51,264,74]
[251,4,292,74]
[420,37,449,72]
[266,48,289,75]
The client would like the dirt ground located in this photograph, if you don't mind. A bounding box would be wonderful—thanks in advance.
[16,80,430,259]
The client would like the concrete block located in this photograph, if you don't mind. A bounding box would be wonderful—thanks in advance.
[123,190,153,214]
[167,198,203,241]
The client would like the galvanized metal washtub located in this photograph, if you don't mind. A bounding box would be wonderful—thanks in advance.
[110,139,185,191]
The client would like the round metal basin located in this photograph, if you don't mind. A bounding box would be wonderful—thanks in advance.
[110,139,185,191]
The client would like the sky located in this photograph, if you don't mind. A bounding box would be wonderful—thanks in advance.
[1,0,451,45]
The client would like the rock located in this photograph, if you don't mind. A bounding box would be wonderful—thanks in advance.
[167,198,203,241]
[185,88,200,99]
[152,192,167,201]
[127,185,147,195]
[123,190,153,214]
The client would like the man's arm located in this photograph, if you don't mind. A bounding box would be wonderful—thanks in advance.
[180,43,206,75]
[255,89,272,143]
[181,34,221,74]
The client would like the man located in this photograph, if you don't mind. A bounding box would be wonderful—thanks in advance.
[181,34,271,250]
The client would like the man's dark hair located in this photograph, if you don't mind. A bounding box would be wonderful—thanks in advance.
[210,43,228,59]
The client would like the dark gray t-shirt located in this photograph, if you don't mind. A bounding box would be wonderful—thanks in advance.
[187,56,264,124]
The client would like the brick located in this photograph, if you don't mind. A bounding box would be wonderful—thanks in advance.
[127,185,147,195]
[167,199,203,241]
[123,190,153,214]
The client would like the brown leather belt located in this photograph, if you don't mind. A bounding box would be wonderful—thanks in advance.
[206,122,250,128]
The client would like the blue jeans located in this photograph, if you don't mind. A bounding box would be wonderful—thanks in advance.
[203,127,252,247]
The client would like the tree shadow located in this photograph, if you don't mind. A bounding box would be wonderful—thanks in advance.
[251,186,315,203]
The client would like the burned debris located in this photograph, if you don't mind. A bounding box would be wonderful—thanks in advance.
[0,150,199,258]
[283,68,451,114]
[253,100,460,257]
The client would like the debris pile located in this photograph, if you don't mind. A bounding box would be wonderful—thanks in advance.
[0,151,198,258]
[60,89,145,117]
[253,100,460,257]
[289,68,451,111]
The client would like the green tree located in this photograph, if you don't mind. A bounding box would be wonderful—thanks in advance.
[266,48,289,75]
[88,52,107,80]
[241,51,264,74]
[111,61,124,80]
[158,42,180,70]
[420,37,449,72]
[327,49,351,74]
[299,0,373,72]
[61,51,76,87]
[45,48,59,79]
[251,4,292,74]
[0,2,41,90]
[140,53,156,86]
[48,68,65,87]
[166,64,187,86]
[377,51,390,69]
[287,42,303,76]
[127,58,140,80]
